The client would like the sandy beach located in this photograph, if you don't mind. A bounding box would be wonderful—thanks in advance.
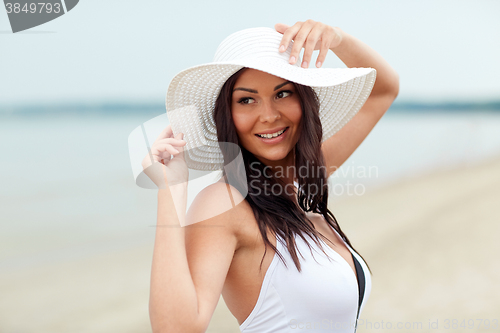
[1,156,499,333]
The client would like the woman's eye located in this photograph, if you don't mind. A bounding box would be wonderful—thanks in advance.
[277,90,292,99]
[238,97,255,104]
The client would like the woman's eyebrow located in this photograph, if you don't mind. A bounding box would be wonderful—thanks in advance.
[233,87,258,93]
[233,81,292,94]
[274,81,292,91]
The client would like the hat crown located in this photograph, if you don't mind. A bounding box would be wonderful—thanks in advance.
[213,27,297,64]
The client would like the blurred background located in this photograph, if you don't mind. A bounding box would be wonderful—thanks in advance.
[1,0,499,332]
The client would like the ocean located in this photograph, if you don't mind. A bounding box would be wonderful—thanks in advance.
[1,107,500,269]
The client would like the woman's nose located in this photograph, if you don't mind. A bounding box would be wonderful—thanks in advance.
[259,101,281,122]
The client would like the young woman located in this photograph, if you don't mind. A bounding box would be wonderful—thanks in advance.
[142,20,399,333]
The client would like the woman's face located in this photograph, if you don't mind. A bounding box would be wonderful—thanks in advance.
[231,69,302,167]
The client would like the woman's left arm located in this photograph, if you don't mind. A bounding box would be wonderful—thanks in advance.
[276,20,400,176]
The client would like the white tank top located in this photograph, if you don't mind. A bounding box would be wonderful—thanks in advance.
[239,227,371,333]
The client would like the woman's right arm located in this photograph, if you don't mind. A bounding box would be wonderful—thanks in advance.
[143,126,242,333]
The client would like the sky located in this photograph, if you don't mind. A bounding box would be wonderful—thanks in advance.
[1,0,499,106]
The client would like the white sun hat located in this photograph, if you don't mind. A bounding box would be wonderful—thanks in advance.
[166,27,376,171]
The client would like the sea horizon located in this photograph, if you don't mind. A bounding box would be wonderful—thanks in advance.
[1,99,500,117]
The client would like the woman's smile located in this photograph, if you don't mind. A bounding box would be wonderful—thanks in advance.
[255,126,289,143]
[231,69,302,166]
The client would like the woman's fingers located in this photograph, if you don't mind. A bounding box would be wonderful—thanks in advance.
[278,21,302,64]
[146,133,186,164]
[152,143,179,156]
[153,134,186,156]
[155,124,174,141]
[289,22,313,66]
[314,25,335,68]
[276,20,338,68]
[276,22,293,52]
[174,133,185,152]
[172,133,186,161]
[141,130,189,188]
[151,140,185,159]
[274,22,289,35]
[302,24,324,68]
[154,137,186,147]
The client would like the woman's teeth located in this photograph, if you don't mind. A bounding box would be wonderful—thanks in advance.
[256,128,287,139]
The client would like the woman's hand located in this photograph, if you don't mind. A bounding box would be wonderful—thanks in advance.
[275,20,343,69]
[141,125,188,189]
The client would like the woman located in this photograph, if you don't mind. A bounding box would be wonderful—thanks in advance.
[142,20,399,333]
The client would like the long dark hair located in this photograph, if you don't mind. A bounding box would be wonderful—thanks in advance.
[213,68,370,273]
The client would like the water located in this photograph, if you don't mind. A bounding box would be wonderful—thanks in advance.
[0,113,160,267]
[333,111,500,191]
[1,109,500,267]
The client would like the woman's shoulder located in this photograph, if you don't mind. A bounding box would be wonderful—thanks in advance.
[187,178,246,221]
[186,178,259,251]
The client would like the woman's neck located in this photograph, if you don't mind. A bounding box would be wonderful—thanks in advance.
[256,149,296,186]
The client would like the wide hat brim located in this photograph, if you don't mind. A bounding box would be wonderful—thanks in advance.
[166,28,376,171]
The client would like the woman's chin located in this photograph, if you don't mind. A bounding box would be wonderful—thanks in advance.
[255,150,293,165]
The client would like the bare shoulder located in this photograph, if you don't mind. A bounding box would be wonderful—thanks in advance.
[185,180,258,252]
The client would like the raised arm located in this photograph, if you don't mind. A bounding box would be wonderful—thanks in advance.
[276,20,400,176]
[142,126,241,333]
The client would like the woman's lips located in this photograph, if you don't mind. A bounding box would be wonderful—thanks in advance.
[255,127,289,144]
